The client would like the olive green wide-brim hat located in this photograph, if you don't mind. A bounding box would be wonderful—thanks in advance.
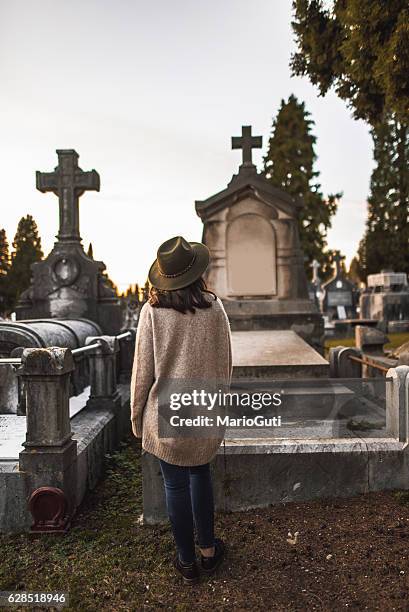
[148,235,210,291]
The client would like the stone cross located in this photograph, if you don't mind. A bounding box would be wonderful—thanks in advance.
[36,150,100,242]
[232,126,262,167]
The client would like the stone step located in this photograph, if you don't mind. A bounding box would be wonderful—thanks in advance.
[229,381,386,421]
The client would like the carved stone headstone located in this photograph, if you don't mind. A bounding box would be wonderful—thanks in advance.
[195,126,323,349]
[15,150,121,334]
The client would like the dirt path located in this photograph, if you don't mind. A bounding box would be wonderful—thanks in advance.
[1,437,409,611]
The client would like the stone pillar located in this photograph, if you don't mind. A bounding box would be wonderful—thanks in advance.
[85,335,120,410]
[386,366,409,442]
[17,347,78,519]
[355,326,389,355]
[118,329,136,383]
[11,347,26,415]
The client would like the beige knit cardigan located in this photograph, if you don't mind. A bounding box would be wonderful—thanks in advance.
[130,296,232,466]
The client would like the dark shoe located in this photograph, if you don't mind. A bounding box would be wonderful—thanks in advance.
[173,556,200,585]
[200,538,225,575]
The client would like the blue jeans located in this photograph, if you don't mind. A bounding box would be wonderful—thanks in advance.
[159,459,215,564]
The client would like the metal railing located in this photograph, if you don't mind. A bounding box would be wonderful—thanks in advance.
[71,342,102,356]
[348,354,390,375]
[0,330,133,366]
[0,357,22,365]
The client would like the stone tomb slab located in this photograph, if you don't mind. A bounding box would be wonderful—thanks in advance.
[0,386,91,460]
[232,330,329,379]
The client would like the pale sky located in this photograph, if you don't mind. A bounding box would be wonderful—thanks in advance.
[0,0,373,292]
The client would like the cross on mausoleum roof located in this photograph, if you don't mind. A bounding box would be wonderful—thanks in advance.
[231,125,262,167]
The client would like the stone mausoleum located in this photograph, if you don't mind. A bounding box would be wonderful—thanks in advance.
[195,126,323,349]
[360,270,409,333]
[15,150,122,335]
[322,252,358,321]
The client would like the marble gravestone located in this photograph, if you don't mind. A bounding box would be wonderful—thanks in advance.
[195,126,323,349]
[322,252,358,321]
[15,150,121,334]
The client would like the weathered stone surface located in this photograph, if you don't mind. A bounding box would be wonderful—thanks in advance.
[142,366,409,524]
[0,319,101,353]
[85,336,120,411]
[0,365,19,415]
[0,389,90,461]
[226,303,324,352]
[195,126,323,349]
[15,150,122,335]
[0,319,101,414]
[360,270,409,329]
[0,383,130,533]
[0,416,26,459]
[386,366,409,442]
[17,347,74,453]
[15,347,78,523]
[36,149,99,242]
[329,346,362,378]
[355,325,389,355]
[232,330,328,379]
[142,437,408,524]
[19,346,74,377]
[0,462,31,532]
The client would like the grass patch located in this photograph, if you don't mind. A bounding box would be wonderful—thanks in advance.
[0,438,171,610]
[394,490,409,505]
[325,332,409,352]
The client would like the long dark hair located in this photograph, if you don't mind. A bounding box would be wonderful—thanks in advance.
[148,277,217,314]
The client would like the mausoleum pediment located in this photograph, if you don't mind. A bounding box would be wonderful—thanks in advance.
[195,172,300,221]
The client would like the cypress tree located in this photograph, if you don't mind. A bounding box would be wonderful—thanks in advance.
[358,117,409,279]
[291,1,409,279]
[7,215,43,310]
[0,229,10,314]
[101,270,119,297]
[348,256,362,286]
[263,94,341,279]
[291,0,409,125]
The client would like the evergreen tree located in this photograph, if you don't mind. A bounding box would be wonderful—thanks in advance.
[291,2,409,279]
[7,215,43,311]
[102,270,119,296]
[357,117,409,279]
[348,256,362,285]
[291,0,409,125]
[263,95,341,279]
[0,229,10,314]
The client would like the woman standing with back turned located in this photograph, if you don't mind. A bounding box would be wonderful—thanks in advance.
[130,236,232,584]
